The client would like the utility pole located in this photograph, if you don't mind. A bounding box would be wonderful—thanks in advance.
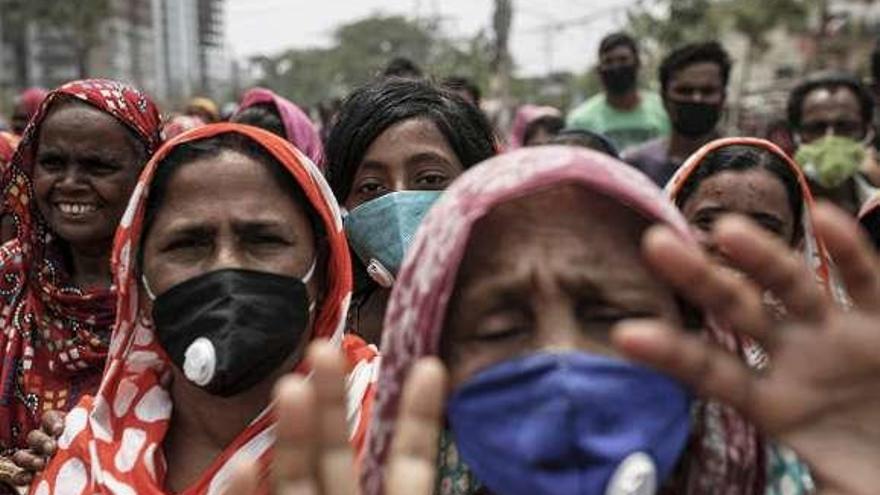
[490,0,513,128]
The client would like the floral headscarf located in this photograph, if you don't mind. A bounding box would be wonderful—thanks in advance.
[236,88,325,168]
[0,79,161,455]
[362,145,766,495]
[32,124,375,494]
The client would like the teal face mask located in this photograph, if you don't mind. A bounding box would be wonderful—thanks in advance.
[343,191,442,287]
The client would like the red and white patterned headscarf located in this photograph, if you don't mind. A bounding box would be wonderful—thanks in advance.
[361,145,766,495]
[0,79,161,455]
[33,124,375,495]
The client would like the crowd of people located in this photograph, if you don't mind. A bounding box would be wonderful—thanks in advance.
[0,30,877,495]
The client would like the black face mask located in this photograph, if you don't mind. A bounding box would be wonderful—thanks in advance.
[149,267,314,397]
[669,100,722,137]
[599,65,637,95]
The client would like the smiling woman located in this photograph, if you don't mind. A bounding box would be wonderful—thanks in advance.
[0,79,160,487]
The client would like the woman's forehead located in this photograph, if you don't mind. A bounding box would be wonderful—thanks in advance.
[458,184,653,273]
[478,184,651,236]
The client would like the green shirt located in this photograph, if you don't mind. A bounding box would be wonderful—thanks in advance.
[566,91,670,151]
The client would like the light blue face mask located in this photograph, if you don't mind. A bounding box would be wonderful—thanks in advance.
[343,190,442,287]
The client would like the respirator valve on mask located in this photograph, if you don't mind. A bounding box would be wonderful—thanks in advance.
[366,259,395,288]
[605,452,657,495]
[183,337,217,386]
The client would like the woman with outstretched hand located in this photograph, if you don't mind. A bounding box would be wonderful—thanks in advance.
[227,147,880,495]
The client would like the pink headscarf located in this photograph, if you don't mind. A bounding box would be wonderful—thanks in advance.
[17,88,49,120]
[362,146,765,494]
[236,88,325,168]
[508,104,561,148]
[160,114,206,141]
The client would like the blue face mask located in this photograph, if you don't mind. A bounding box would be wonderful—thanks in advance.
[343,191,442,287]
[447,352,692,495]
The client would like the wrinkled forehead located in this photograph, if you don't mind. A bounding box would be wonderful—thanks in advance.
[477,183,651,241]
[455,183,657,279]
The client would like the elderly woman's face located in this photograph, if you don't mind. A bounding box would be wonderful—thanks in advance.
[681,168,796,258]
[443,185,682,388]
[33,102,145,250]
[344,118,464,209]
[141,150,317,300]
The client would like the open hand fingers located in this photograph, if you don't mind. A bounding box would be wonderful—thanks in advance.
[307,341,356,495]
[221,460,260,495]
[12,449,44,473]
[272,374,319,495]
[26,427,55,459]
[613,320,764,421]
[642,226,772,345]
[40,410,65,439]
[813,202,880,312]
[11,468,33,487]
[714,215,829,324]
[387,358,447,495]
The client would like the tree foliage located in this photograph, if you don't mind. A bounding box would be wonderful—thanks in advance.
[627,0,813,53]
[249,15,494,107]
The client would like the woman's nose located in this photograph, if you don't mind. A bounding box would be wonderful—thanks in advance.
[210,242,248,272]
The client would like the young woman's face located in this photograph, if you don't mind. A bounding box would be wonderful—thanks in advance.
[344,118,464,210]
[681,168,796,260]
[442,185,682,389]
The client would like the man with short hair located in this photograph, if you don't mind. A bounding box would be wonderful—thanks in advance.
[624,41,732,186]
[788,72,877,214]
[566,32,669,151]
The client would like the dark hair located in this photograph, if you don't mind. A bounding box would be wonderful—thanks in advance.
[787,71,875,129]
[441,76,482,105]
[325,78,497,201]
[139,132,322,269]
[551,129,620,158]
[675,145,804,244]
[522,115,564,146]
[382,57,423,79]
[659,41,732,94]
[599,32,639,64]
[231,103,287,140]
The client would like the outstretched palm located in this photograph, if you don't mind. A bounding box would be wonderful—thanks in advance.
[615,203,880,495]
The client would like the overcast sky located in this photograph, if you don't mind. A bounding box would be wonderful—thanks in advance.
[225,0,639,76]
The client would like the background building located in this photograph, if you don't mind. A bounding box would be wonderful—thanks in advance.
[0,0,231,107]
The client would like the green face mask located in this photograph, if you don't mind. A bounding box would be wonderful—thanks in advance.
[794,135,866,189]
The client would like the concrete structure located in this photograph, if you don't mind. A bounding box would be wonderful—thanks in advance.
[0,0,229,106]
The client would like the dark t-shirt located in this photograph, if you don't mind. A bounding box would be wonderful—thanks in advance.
[622,137,683,186]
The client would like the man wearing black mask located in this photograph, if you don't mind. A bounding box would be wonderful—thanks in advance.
[625,41,731,186]
[567,32,670,151]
